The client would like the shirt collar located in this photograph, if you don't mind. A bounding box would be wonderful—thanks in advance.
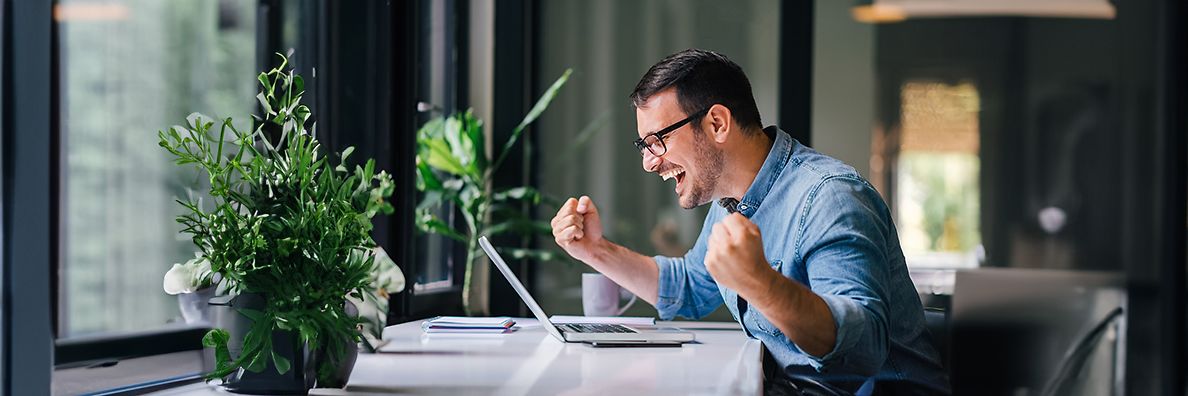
[729,126,793,218]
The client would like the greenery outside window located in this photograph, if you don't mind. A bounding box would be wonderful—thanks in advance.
[56,0,256,339]
[893,80,982,268]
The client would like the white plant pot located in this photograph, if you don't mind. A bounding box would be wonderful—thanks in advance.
[178,286,216,325]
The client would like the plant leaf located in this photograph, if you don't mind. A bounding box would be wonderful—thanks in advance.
[442,115,473,172]
[419,137,467,176]
[415,158,443,192]
[202,328,230,348]
[271,350,292,375]
[492,186,543,204]
[463,110,487,173]
[415,212,468,242]
[494,68,571,170]
[237,308,265,323]
[256,93,273,115]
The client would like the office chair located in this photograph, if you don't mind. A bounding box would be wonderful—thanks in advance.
[922,307,949,368]
[1040,307,1125,396]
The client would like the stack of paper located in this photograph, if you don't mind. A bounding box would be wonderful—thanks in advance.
[422,316,516,333]
[549,315,656,326]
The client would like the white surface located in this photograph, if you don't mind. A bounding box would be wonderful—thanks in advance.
[353,318,762,395]
[147,319,761,396]
[549,315,656,326]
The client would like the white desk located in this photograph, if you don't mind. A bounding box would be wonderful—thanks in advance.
[150,318,763,395]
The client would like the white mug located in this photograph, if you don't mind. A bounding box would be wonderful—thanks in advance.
[582,273,638,316]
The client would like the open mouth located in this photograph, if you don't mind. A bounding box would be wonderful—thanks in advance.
[659,168,686,192]
[659,168,685,182]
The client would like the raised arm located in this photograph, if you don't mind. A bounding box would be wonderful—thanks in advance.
[551,195,660,304]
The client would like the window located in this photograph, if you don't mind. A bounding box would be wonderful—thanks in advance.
[413,0,463,292]
[56,0,257,338]
[384,0,468,322]
[892,81,982,268]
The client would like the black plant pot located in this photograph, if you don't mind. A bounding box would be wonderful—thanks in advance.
[207,293,359,395]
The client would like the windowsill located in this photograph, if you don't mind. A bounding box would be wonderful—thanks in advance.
[909,268,959,296]
[52,350,205,395]
[905,251,980,269]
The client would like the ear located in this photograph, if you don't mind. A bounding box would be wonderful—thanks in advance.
[705,104,733,144]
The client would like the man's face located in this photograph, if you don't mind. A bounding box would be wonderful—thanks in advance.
[636,89,724,209]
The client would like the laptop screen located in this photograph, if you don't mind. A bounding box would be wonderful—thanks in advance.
[478,236,566,341]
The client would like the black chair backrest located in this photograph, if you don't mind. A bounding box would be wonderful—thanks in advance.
[923,307,949,368]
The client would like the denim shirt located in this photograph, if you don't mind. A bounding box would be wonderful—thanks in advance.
[654,127,949,393]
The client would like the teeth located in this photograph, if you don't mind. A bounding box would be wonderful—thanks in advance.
[659,169,684,181]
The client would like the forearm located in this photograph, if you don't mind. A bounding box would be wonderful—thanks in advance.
[745,269,837,357]
[582,239,660,305]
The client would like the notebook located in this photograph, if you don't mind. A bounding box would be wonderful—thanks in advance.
[422,316,515,333]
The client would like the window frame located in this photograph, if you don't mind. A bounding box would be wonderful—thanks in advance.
[3,0,54,393]
[41,0,424,391]
[388,0,469,322]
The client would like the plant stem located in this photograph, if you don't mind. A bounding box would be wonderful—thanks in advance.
[462,238,477,315]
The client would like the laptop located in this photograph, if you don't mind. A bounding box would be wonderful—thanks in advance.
[479,236,695,344]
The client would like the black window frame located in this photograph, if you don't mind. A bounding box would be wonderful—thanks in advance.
[3,0,54,393]
[389,0,469,322]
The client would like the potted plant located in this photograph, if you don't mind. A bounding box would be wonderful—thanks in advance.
[164,253,220,324]
[158,53,397,393]
[414,69,572,315]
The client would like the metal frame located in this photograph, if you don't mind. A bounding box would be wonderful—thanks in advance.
[389,0,470,322]
[2,0,53,393]
[779,0,814,146]
[486,0,538,317]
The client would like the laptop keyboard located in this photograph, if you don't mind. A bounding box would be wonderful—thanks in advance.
[561,323,638,333]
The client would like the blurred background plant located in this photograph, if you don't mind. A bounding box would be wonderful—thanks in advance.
[414,69,572,315]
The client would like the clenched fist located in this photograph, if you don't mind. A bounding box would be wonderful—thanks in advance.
[705,213,776,297]
[551,196,605,263]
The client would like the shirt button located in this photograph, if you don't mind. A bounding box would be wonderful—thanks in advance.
[738,203,748,211]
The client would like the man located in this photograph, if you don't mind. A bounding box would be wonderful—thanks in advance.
[550,49,949,394]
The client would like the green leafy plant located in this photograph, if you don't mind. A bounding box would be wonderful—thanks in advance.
[415,69,572,314]
[158,53,395,385]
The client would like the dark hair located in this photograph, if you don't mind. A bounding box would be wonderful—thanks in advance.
[629,48,763,132]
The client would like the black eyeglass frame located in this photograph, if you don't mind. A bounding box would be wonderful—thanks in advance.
[633,106,712,157]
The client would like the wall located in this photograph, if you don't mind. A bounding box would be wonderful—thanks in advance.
[811,0,875,178]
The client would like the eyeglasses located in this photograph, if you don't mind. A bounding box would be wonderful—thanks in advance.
[633,106,711,157]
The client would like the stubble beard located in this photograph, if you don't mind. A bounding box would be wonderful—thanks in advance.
[679,128,724,209]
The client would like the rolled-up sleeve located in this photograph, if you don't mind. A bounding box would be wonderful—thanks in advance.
[654,207,725,320]
[792,177,892,375]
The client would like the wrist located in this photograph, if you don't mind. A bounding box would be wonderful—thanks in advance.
[744,266,787,309]
[586,237,617,265]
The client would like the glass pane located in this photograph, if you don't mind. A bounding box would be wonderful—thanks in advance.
[57,0,256,338]
[534,0,780,318]
[413,0,459,291]
[894,81,982,268]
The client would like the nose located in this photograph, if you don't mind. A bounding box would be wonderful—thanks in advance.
[641,149,662,173]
